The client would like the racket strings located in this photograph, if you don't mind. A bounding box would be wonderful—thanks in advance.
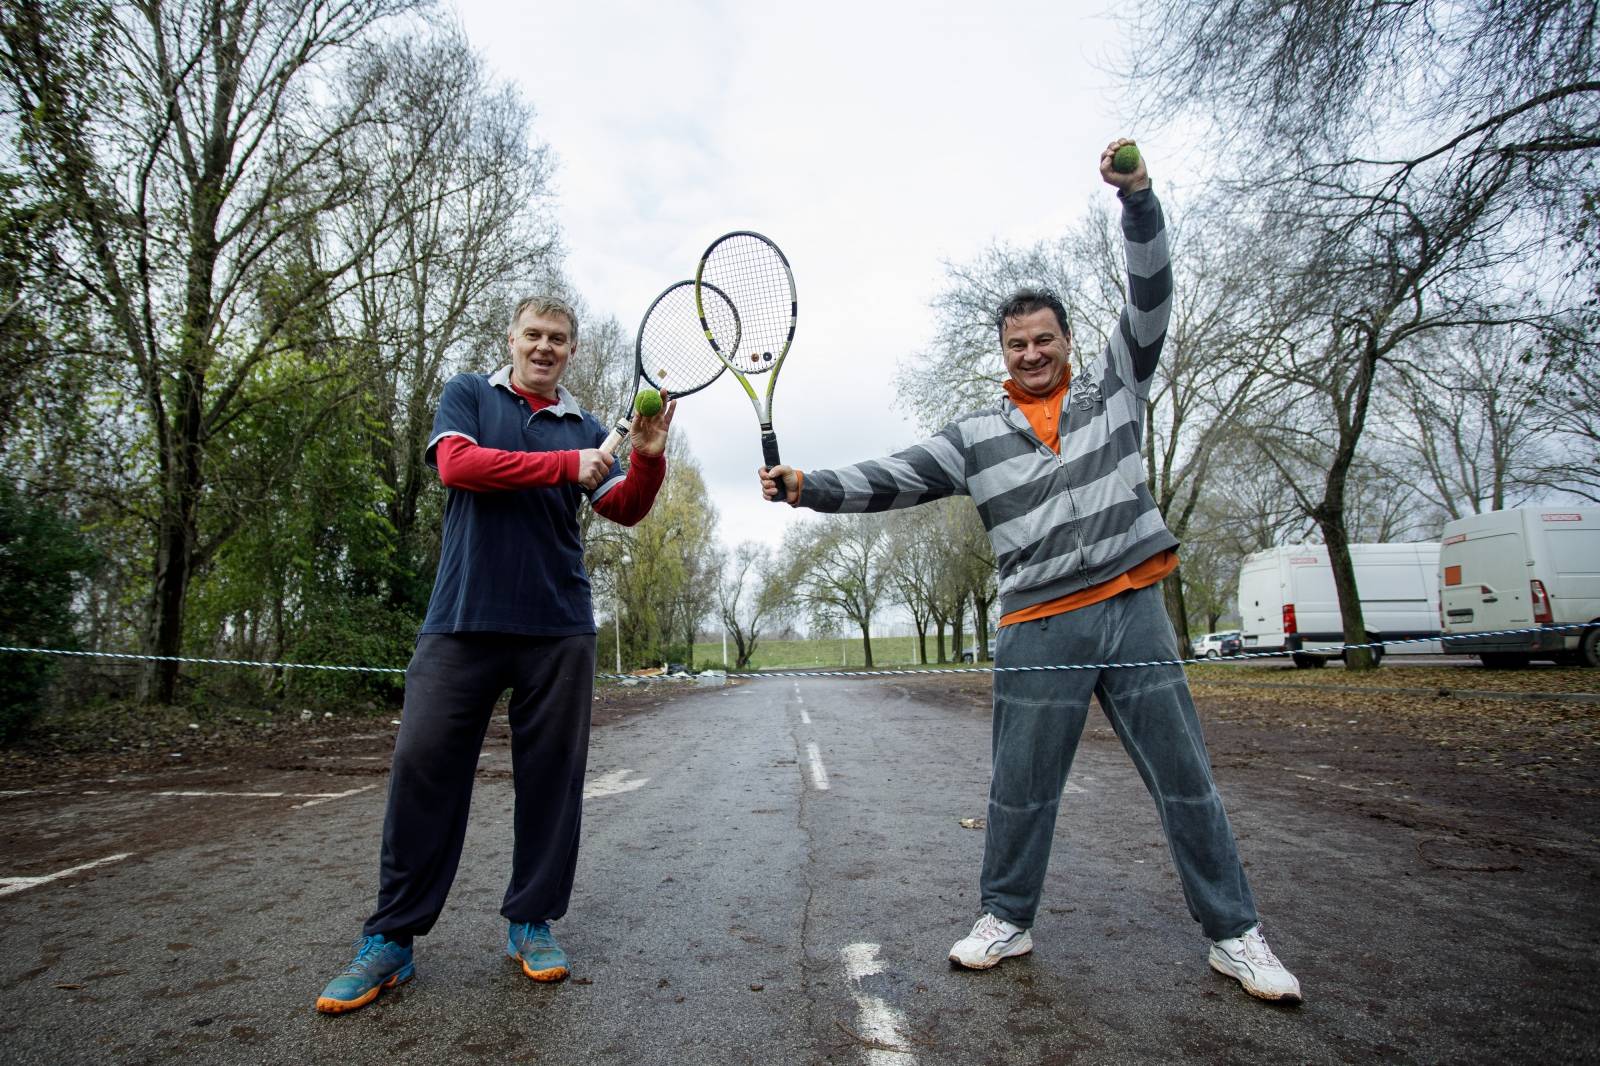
[701,236,795,375]
[639,285,730,393]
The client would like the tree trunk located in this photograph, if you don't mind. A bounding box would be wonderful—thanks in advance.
[1163,567,1192,657]
[859,621,874,668]
[1319,511,1375,670]
[972,591,993,662]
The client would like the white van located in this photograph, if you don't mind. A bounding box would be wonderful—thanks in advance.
[1238,543,1441,667]
[1439,507,1600,668]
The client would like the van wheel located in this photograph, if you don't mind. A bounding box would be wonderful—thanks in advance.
[1580,627,1600,669]
[1479,653,1530,670]
[1206,649,1219,659]
[1291,653,1326,669]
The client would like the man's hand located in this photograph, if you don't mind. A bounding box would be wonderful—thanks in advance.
[759,464,799,503]
[1100,137,1151,194]
[576,448,614,490]
[629,395,677,458]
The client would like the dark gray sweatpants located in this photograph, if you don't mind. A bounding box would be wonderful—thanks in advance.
[363,632,595,940]
[982,583,1258,940]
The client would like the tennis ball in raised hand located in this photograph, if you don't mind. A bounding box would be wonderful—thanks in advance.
[634,387,663,417]
[1111,143,1141,174]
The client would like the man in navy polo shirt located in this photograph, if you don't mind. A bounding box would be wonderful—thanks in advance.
[317,295,675,1014]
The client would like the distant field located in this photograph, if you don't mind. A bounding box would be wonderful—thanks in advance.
[690,635,984,670]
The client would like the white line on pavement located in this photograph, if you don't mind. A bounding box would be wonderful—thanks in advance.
[806,743,830,791]
[155,791,291,798]
[800,707,813,725]
[583,769,648,799]
[292,785,378,809]
[841,943,917,1064]
[0,853,132,898]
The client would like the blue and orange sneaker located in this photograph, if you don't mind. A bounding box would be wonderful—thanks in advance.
[507,921,569,982]
[316,933,415,1014]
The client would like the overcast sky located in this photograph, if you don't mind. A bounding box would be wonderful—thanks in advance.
[450,0,1161,551]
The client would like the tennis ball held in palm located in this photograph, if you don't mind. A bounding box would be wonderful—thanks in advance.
[1111,143,1141,174]
[634,387,664,417]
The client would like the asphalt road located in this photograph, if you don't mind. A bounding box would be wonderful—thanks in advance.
[2,674,1597,1064]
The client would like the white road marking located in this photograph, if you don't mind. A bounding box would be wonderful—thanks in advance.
[292,785,378,809]
[806,743,830,791]
[306,732,392,745]
[841,943,916,1064]
[0,853,132,897]
[142,785,379,810]
[583,769,648,799]
[800,707,813,725]
[1063,781,1086,795]
[155,791,292,798]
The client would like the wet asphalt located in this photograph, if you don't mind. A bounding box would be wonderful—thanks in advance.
[1,674,1596,1064]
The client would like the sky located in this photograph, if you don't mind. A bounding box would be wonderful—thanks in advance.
[449,0,1161,551]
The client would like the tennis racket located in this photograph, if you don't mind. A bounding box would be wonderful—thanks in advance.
[600,279,737,454]
[693,231,797,501]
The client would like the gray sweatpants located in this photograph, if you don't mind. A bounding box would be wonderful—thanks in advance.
[981,583,1258,940]
[364,631,595,940]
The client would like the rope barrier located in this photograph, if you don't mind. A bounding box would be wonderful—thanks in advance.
[1,622,1594,681]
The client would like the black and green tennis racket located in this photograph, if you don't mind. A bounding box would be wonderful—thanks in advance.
[600,279,736,454]
[693,231,797,501]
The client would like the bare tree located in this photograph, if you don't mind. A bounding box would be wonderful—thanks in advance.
[1373,325,1555,517]
[880,508,941,664]
[782,513,890,668]
[717,542,790,670]
[1127,0,1598,667]
[1528,320,1600,503]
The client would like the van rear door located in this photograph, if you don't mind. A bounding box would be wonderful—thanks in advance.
[1537,513,1600,627]
[1441,521,1530,633]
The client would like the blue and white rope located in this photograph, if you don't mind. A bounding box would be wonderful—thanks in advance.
[1,622,1594,681]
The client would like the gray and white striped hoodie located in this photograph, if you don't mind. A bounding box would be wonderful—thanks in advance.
[796,187,1175,618]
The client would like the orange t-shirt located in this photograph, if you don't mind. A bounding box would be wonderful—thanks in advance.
[997,377,1177,627]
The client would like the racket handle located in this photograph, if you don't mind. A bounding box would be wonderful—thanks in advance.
[601,420,629,455]
[760,425,786,503]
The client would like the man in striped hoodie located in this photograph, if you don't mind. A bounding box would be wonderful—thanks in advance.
[759,140,1301,1004]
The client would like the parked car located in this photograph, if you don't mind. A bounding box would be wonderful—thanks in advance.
[1194,631,1241,658]
[1219,632,1243,656]
[961,639,997,663]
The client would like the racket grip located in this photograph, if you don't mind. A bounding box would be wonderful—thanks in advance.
[601,420,629,455]
[760,425,786,503]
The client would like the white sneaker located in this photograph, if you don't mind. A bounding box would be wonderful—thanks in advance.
[1209,925,1303,1003]
[948,913,1033,970]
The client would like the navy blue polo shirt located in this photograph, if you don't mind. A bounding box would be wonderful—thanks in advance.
[419,367,624,637]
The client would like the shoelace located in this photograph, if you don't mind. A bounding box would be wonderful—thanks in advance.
[341,936,389,976]
[1241,930,1283,969]
[973,914,1011,941]
[514,923,554,949]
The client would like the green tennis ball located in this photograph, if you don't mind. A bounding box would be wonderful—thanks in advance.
[1111,143,1141,174]
[634,387,663,417]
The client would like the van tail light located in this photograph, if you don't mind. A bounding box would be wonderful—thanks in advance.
[1282,604,1298,635]
[1530,580,1552,624]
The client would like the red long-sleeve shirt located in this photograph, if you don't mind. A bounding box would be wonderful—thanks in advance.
[434,384,665,527]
